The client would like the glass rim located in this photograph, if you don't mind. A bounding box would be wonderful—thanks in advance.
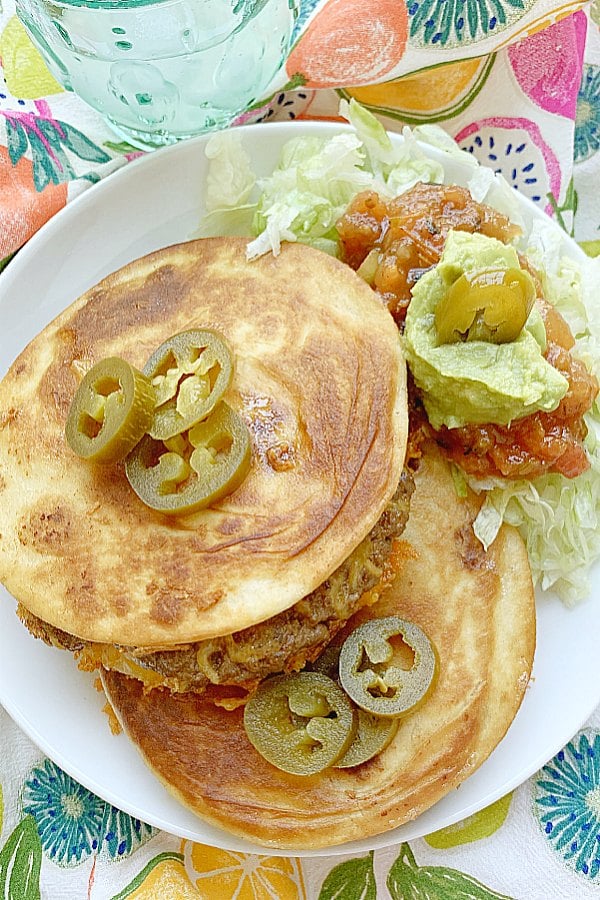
[41,0,180,8]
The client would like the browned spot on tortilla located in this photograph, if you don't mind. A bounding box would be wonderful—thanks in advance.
[148,588,188,626]
[455,521,492,571]
[18,503,72,554]
[112,594,131,618]
[66,568,103,619]
[0,407,20,429]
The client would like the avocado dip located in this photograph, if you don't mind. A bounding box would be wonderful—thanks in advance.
[403,230,569,430]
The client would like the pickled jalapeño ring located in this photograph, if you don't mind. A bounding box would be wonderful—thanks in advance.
[339,615,437,718]
[334,709,399,769]
[435,266,536,345]
[65,357,155,464]
[125,401,250,515]
[243,672,356,776]
[143,329,234,441]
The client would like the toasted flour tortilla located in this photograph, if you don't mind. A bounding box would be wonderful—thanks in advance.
[101,445,536,850]
[0,238,407,646]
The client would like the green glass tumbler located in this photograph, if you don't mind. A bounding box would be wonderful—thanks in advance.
[15,0,298,148]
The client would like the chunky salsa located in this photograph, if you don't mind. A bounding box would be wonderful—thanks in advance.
[337,183,598,480]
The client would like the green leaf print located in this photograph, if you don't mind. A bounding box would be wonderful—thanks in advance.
[580,241,600,258]
[36,120,77,181]
[57,122,111,164]
[424,793,513,849]
[547,177,579,238]
[5,118,28,167]
[0,816,42,900]
[318,851,377,900]
[1,111,111,192]
[387,843,514,900]
[28,131,61,191]
[0,254,16,275]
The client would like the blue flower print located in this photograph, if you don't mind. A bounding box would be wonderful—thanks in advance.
[22,759,155,867]
[101,804,155,860]
[534,730,600,880]
[407,0,535,48]
[574,64,600,164]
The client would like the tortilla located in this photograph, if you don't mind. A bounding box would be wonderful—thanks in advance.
[0,238,407,646]
[101,444,536,850]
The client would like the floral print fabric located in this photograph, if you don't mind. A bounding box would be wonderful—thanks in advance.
[3,704,600,898]
[1,0,600,897]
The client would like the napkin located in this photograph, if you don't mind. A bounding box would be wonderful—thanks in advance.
[2,701,600,898]
[1,0,600,897]
[1,0,599,262]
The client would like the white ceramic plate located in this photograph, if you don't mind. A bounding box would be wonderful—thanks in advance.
[1,122,599,858]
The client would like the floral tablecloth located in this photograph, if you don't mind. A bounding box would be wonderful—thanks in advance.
[1,0,600,897]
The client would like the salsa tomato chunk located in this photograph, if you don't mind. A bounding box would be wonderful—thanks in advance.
[337,183,598,480]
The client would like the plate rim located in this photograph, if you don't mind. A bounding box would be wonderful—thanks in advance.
[0,119,598,857]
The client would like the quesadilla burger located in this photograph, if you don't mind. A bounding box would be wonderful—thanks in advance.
[0,237,409,690]
[101,443,535,849]
[0,234,535,849]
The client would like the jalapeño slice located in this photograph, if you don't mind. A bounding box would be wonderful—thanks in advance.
[339,616,437,718]
[334,709,399,768]
[435,267,536,345]
[144,329,234,440]
[124,401,250,515]
[243,672,356,776]
[65,357,155,464]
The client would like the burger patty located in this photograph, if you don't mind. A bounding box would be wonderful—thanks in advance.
[19,469,414,695]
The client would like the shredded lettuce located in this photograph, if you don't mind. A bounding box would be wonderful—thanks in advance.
[340,99,445,192]
[473,421,600,605]
[247,131,374,259]
[200,99,445,261]
[199,100,600,605]
[472,233,600,604]
[197,132,257,237]
[205,131,256,212]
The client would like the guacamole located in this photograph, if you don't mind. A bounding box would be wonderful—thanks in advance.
[403,230,569,430]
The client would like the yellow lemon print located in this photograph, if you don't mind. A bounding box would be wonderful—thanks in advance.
[341,55,494,124]
[188,842,306,900]
[424,792,513,849]
[0,15,64,99]
[114,852,200,899]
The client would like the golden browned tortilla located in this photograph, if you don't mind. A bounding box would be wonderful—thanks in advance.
[0,238,407,647]
[101,445,536,850]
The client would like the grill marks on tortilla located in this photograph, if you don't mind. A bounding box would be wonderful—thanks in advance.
[100,445,535,850]
[71,263,189,344]
[24,471,414,695]
[0,238,407,644]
